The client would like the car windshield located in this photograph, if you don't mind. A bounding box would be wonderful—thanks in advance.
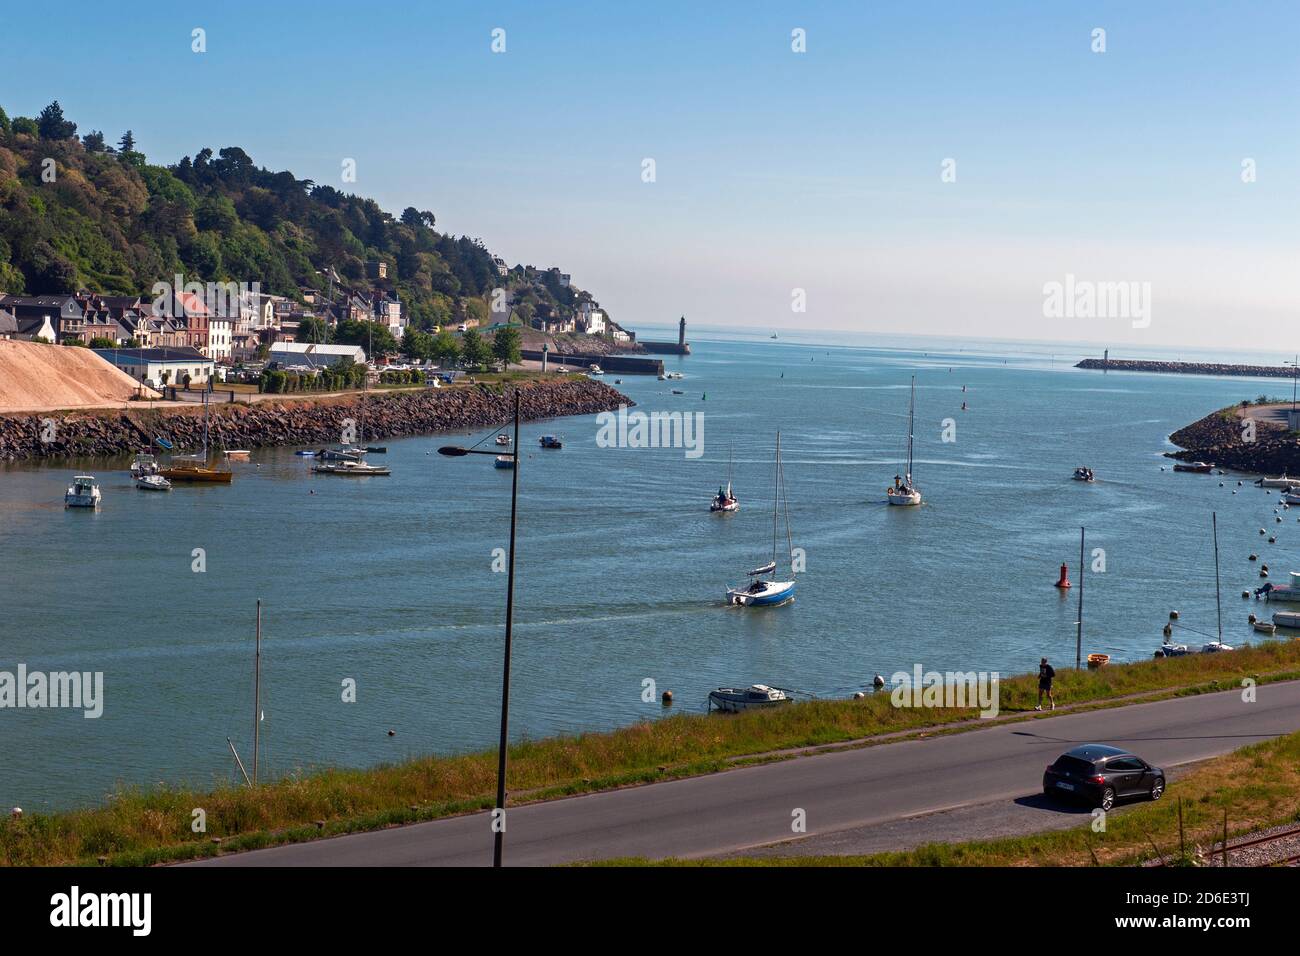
[1052,755,1095,775]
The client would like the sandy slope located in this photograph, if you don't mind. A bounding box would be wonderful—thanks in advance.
[0,340,160,412]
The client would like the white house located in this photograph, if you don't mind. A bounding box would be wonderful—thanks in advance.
[92,347,215,387]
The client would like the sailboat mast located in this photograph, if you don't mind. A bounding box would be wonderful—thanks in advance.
[1213,512,1223,641]
[771,432,781,575]
[252,599,261,785]
[202,385,209,461]
[907,376,915,477]
[1075,527,1085,670]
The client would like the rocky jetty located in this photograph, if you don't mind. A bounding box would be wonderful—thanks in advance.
[1168,403,1300,475]
[0,378,631,462]
[1078,358,1299,378]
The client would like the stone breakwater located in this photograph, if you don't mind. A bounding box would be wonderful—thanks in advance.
[1078,358,1299,378]
[1168,403,1299,475]
[0,379,632,462]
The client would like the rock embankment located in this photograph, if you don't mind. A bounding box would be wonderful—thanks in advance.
[0,378,630,462]
[1078,358,1299,378]
[1168,403,1300,475]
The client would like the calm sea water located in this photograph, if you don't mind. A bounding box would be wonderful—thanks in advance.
[2,330,1297,811]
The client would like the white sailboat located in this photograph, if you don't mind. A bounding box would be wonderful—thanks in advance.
[727,432,796,607]
[887,376,922,506]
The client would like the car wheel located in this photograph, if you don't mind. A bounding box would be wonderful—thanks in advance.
[1099,787,1116,811]
[1150,778,1165,801]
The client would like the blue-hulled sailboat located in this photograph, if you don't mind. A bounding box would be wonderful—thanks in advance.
[727,432,796,607]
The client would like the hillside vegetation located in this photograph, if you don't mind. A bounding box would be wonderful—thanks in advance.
[0,101,594,331]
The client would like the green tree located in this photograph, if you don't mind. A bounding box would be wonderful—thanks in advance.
[11,117,38,136]
[37,101,77,140]
[492,325,522,369]
[402,327,434,362]
[460,328,485,369]
[0,106,10,136]
[82,130,107,152]
[431,329,460,365]
[118,130,135,152]
[87,337,116,348]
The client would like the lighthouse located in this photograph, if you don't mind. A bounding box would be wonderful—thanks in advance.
[678,315,686,348]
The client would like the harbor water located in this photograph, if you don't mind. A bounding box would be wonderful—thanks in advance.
[2,330,1296,811]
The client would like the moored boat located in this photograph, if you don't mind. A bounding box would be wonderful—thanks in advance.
[1173,461,1213,473]
[64,475,101,508]
[1254,620,1278,634]
[1086,653,1110,668]
[158,388,233,483]
[224,449,251,462]
[1257,474,1300,488]
[539,435,563,449]
[1273,610,1300,629]
[495,434,511,446]
[1073,467,1095,482]
[134,473,172,491]
[312,460,390,476]
[494,455,515,470]
[130,452,160,477]
[708,684,793,712]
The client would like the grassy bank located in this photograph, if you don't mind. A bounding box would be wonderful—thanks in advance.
[4,642,1300,866]
[642,727,1300,867]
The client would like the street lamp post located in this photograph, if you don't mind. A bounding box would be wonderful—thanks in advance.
[438,390,520,867]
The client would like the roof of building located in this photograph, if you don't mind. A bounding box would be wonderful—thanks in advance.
[92,347,213,363]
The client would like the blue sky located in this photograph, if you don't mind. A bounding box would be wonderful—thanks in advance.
[3,1,1296,347]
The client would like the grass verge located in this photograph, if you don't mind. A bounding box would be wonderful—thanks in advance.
[4,641,1300,866]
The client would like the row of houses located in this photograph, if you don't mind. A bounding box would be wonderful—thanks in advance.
[0,282,407,362]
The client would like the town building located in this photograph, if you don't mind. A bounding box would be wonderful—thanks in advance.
[92,346,215,387]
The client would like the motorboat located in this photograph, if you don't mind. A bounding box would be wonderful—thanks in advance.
[312,460,390,476]
[1273,610,1300,629]
[588,364,604,376]
[1201,640,1234,653]
[134,474,171,491]
[664,371,684,380]
[1257,475,1300,488]
[708,684,793,713]
[495,434,512,446]
[130,453,160,477]
[1282,491,1300,505]
[494,455,515,470]
[886,376,923,506]
[1154,641,1192,657]
[64,475,101,508]
[364,446,387,454]
[1173,461,1213,473]
[223,449,251,462]
[1257,572,1300,601]
[539,435,563,449]
[1072,467,1095,482]
[1253,620,1278,635]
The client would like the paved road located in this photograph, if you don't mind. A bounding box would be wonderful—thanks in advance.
[190,680,1300,866]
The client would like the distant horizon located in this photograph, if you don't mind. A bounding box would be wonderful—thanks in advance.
[3,0,1295,351]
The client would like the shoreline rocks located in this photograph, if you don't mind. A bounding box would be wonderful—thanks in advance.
[0,378,632,462]
[1168,403,1300,475]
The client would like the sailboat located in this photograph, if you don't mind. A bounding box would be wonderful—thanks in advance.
[886,376,921,506]
[314,333,389,476]
[710,448,739,512]
[727,432,796,607]
[160,387,233,483]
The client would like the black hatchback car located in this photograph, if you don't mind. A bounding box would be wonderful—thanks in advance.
[1042,744,1165,810]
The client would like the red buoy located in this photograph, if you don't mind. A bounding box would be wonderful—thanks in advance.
[1054,562,1071,588]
